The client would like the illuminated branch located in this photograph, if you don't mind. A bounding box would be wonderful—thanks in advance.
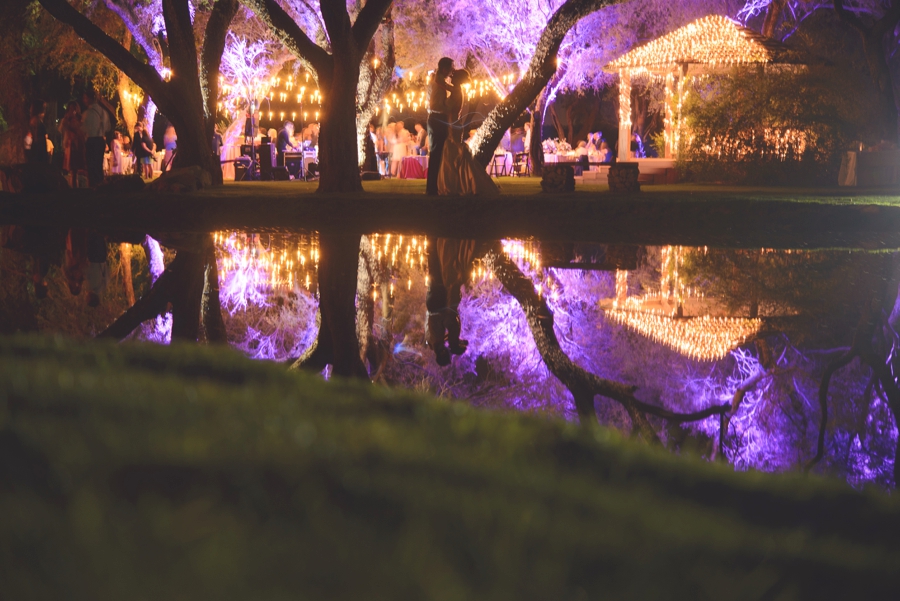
[240,0,333,79]
[484,249,734,441]
[351,0,393,51]
[37,0,166,104]
[471,0,622,167]
[201,0,241,122]
[102,0,165,71]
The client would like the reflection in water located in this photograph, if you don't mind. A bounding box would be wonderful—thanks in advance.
[3,228,897,488]
[214,231,321,305]
[602,310,761,362]
[603,246,762,361]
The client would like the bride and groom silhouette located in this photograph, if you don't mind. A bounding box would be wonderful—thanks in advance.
[425,57,499,197]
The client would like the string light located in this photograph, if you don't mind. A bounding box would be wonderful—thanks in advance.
[607,15,774,72]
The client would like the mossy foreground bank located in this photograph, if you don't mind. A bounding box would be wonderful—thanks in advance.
[2,336,899,599]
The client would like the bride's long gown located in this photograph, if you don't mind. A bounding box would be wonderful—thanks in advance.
[438,136,499,196]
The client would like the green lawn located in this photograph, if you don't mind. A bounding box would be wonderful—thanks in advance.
[2,335,899,599]
[215,176,900,204]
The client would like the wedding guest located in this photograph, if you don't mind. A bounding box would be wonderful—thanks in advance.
[162,125,177,171]
[81,89,112,187]
[60,101,87,186]
[25,100,49,165]
[133,121,155,179]
[109,131,124,175]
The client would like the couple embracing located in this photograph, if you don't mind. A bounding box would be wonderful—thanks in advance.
[425,57,499,197]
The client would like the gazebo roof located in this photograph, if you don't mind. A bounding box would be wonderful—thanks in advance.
[606,15,801,74]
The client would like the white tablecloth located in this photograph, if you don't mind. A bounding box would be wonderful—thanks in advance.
[104,152,133,175]
[221,145,242,181]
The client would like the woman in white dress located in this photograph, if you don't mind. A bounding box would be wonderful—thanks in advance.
[390,124,410,178]
[109,131,124,175]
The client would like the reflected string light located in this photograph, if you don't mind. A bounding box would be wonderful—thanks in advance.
[214,231,320,313]
[605,309,761,362]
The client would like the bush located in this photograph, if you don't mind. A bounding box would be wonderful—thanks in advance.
[677,62,880,186]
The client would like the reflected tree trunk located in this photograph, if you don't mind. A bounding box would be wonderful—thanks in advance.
[202,242,227,343]
[484,247,734,441]
[99,234,221,343]
[356,236,384,374]
[291,230,368,379]
[484,247,657,440]
[120,243,135,306]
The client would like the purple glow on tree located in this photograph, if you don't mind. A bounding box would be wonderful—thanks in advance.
[219,32,277,124]
[145,236,165,284]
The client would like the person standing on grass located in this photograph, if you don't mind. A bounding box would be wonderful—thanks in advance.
[81,89,112,187]
[60,101,87,187]
[162,125,177,171]
[109,131,124,175]
[426,57,454,195]
[133,122,155,179]
[25,100,49,166]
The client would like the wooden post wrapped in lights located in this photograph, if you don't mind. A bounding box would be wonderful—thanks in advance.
[604,15,807,162]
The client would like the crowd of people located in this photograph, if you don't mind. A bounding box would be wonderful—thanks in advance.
[23,88,186,187]
[23,80,623,189]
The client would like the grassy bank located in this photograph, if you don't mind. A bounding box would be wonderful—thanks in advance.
[1,335,899,599]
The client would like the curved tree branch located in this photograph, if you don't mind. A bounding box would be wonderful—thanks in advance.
[471,0,622,166]
[201,0,240,123]
[37,0,166,101]
[483,248,731,442]
[351,0,393,53]
[240,0,333,80]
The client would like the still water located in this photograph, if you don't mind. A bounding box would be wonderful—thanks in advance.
[2,229,897,487]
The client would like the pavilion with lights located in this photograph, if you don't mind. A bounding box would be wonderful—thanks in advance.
[605,15,807,165]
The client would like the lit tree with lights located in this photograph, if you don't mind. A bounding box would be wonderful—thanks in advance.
[38,0,240,182]
[392,0,735,172]
[239,0,394,194]
[36,0,242,343]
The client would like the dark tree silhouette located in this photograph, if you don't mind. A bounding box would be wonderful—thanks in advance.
[834,0,900,142]
[240,0,394,193]
[37,0,239,184]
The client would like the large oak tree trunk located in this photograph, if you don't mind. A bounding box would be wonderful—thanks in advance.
[319,56,365,193]
[39,0,237,185]
[239,0,394,193]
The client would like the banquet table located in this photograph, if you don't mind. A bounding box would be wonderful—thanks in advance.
[399,155,428,179]
[104,152,133,175]
[221,145,242,181]
[151,151,165,175]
